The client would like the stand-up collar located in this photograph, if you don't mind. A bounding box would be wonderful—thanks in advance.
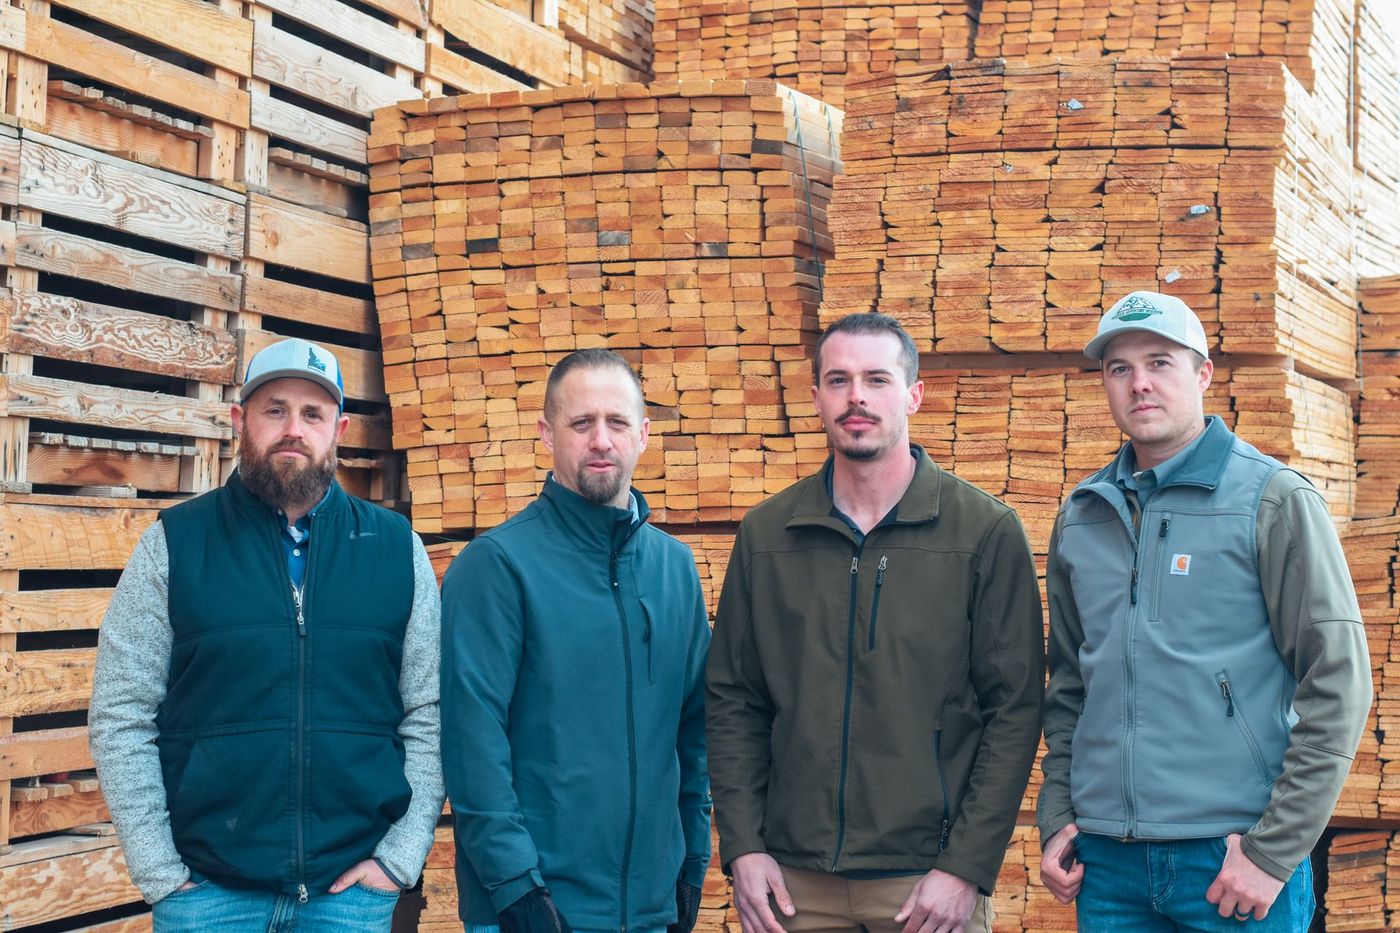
[225,468,346,521]
[787,444,943,536]
[539,473,649,552]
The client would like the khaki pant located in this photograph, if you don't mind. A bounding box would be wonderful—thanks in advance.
[772,865,993,933]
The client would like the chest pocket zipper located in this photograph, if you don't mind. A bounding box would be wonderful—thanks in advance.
[1149,514,1172,621]
[867,556,887,651]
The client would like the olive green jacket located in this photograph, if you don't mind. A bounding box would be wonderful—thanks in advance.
[707,447,1044,894]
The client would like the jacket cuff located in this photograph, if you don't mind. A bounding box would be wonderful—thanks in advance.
[488,869,546,914]
[373,857,409,890]
[929,854,995,898]
[680,853,709,888]
[146,867,194,905]
[1239,834,1296,884]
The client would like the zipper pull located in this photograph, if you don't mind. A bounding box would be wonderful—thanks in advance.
[297,883,309,904]
[876,555,887,584]
[850,556,859,575]
[1130,567,1138,605]
[611,552,619,588]
[1159,517,1171,537]
[292,588,306,637]
[939,818,950,851]
[1220,680,1234,717]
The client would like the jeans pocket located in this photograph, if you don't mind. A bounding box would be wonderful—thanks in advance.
[162,879,210,901]
[351,881,401,899]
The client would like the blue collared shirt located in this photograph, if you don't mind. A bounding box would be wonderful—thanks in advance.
[1115,419,1210,506]
[280,485,334,589]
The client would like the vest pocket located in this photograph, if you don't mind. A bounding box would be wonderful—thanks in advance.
[1214,670,1272,786]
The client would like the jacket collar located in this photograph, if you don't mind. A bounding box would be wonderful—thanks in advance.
[786,444,942,535]
[1075,415,1234,504]
[539,473,648,552]
[226,468,347,521]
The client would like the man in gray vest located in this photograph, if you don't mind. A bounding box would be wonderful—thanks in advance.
[91,338,443,932]
[1037,292,1371,930]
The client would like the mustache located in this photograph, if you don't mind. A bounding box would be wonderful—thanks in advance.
[837,406,881,425]
[269,440,314,456]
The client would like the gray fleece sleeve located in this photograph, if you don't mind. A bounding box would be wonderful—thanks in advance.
[88,522,190,904]
[371,533,445,887]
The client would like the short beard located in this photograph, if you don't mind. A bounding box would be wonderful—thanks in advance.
[240,441,337,514]
[575,465,628,507]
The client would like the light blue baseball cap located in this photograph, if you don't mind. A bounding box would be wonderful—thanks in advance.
[240,337,344,410]
[1084,291,1210,361]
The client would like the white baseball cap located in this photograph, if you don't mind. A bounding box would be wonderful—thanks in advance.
[240,337,344,409]
[1084,291,1210,361]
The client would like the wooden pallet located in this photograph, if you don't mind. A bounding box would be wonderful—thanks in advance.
[653,0,979,110]
[823,55,1357,379]
[367,79,842,533]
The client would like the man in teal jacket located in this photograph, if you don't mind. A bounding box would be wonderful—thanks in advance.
[441,349,712,933]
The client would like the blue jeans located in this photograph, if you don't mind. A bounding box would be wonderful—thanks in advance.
[1074,834,1314,932]
[153,878,399,932]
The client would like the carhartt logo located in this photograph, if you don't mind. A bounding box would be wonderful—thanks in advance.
[1112,295,1162,323]
[307,348,327,373]
[1171,554,1191,575]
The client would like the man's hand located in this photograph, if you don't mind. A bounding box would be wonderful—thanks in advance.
[893,868,977,933]
[329,858,400,894]
[176,880,199,892]
[1205,834,1286,921]
[731,852,794,933]
[1039,822,1083,905]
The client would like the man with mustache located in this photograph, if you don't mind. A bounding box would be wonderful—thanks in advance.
[440,349,711,933]
[707,313,1044,933]
[91,338,444,932]
[1037,292,1371,930]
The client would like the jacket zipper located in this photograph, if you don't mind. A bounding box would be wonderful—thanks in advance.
[867,556,887,651]
[1121,500,1143,838]
[292,584,309,903]
[1148,514,1172,620]
[1215,672,1272,784]
[831,545,865,868]
[933,729,951,851]
[610,550,636,929]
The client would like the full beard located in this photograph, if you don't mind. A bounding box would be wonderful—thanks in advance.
[240,440,337,514]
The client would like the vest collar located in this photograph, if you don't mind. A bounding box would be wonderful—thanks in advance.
[539,474,648,552]
[786,444,942,537]
[226,468,347,521]
[1075,416,1234,507]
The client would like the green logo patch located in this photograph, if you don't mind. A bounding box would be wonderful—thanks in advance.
[1112,295,1162,322]
[307,349,327,374]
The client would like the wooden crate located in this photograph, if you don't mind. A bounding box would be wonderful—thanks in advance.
[1,128,239,498]
[0,493,170,853]
[367,79,841,533]
[653,0,979,110]
[0,0,248,184]
[823,55,1357,380]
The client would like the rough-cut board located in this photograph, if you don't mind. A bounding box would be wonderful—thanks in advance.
[240,328,387,403]
[0,288,238,383]
[0,126,18,206]
[0,587,114,634]
[363,0,427,28]
[0,374,232,440]
[256,0,425,73]
[14,223,242,311]
[9,789,110,839]
[242,275,377,336]
[247,193,370,284]
[0,727,93,781]
[26,439,184,493]
[25,14,250,129]
[425,43,529,96]
[66,917,153,933]
[45,0,254,76]
[43,98,201,179]
[0,834,141,928]
[253,23,421,119]
[19,136,246,259]
[250,92,367,164]
[0,496,166,572]
[0,646,94,716]
[430,0,573,88]
[0,4,24,53]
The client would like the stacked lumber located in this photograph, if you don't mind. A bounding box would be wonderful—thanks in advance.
[367,79,842,533]
[1356,276,1400,520]
[822,55,1356,380]
[556,0,654,77]
[972,0,1354,117]
[652,0,978,110]
[1352,3,1400,277]
[993,824,1078,933]
[1325,831,1392,932]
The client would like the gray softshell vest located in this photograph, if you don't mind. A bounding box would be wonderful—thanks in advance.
[1055,417,1295,839]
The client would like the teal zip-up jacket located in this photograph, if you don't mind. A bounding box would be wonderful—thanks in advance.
[441,478,712,929]
[1039,417,1371,879]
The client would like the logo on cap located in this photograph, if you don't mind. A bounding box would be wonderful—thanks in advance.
[307,348,326,374]
[1112,295,1163,323]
